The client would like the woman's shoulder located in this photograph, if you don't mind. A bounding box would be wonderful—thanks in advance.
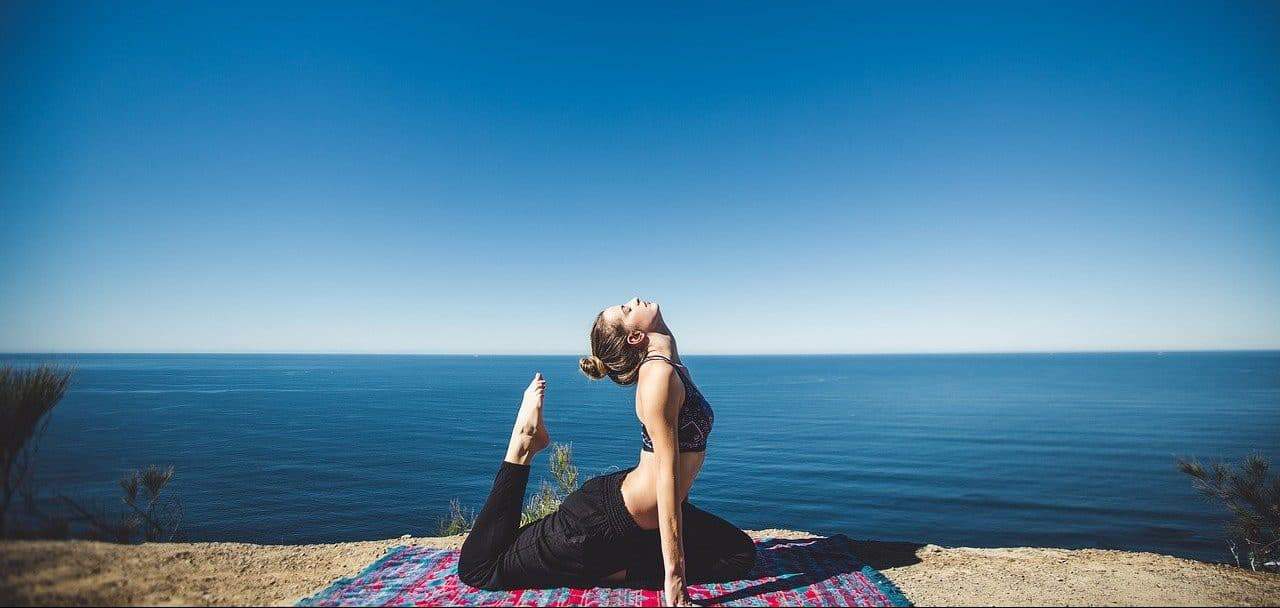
[636,358,686,410]
[636,358,678,387]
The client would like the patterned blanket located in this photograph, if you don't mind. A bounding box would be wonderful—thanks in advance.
[299,534,911,606]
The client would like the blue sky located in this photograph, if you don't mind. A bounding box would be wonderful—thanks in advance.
[1,1,1277,354]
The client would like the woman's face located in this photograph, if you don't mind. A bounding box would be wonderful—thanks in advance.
[603,297,664,335]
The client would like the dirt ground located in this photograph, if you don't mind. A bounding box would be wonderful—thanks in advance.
[2,529,1278,606]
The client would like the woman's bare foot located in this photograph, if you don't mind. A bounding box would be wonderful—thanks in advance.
[504,373,550,465]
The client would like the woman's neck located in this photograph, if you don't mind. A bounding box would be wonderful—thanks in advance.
[646,333,679,364]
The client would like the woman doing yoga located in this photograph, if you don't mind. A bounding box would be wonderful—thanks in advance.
[457,298,755,606]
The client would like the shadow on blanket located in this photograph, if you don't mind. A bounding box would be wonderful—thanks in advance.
[683,535,920,605]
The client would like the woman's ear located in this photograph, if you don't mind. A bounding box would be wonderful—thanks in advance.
[626,330,647,346]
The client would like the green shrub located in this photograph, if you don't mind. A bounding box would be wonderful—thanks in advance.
[441,442,581,535]
[0,365,73,537]
[55,464,182,543]
[2,363,183,542]
[520,443,581,526]
[1177,453,1280,571]
[437,498,476,536]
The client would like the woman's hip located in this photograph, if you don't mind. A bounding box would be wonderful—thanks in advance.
[557,468,643,539]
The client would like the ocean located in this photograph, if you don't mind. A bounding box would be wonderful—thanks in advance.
[3,352,1276,563]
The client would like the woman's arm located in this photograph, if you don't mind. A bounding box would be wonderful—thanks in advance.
[636,364,692,606]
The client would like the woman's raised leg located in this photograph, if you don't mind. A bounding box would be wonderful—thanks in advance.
[457,374,550,588]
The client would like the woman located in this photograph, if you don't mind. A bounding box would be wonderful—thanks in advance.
[458,298,755,606]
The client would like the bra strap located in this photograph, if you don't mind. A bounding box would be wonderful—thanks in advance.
[641,353,684,367]
[640,354,693,406]
[641,354,692,388]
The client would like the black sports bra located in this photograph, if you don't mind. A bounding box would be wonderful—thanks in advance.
[638,354,715,453]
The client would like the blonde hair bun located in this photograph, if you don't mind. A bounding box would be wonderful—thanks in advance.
[579,355,608,380]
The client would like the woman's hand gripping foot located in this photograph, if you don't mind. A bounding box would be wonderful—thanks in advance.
[504,373,550,466]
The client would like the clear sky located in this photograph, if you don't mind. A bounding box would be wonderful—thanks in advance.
[1,1,1277,354]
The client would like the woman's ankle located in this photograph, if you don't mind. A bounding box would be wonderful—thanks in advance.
[503,451,535,466]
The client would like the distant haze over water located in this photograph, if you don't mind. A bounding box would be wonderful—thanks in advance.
[4,351,1276,563]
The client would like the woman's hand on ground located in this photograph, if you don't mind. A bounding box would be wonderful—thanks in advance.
[665,588,695,606]
[665,574,695,606]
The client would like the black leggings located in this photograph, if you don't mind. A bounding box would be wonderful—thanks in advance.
[458,461,756,591]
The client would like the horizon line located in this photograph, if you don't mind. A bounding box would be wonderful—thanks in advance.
[3,348,1279,357]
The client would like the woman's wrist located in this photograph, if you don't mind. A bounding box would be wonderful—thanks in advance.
[665,568,686,594]
[664,557,686,578]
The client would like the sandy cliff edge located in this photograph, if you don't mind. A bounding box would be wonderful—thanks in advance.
[2,529,1278,607]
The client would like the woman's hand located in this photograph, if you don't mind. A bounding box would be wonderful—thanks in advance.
[665,571,695,606]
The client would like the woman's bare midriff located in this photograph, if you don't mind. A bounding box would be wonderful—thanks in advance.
[621,450,706,529]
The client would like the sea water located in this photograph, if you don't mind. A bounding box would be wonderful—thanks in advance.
[3,352,1276,563]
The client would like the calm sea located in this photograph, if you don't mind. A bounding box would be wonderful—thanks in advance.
[3,352,1276,562]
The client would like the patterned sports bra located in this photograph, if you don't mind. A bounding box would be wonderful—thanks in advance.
[638,354,715,453]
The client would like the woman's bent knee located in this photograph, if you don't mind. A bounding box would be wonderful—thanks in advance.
[457,553,495,589]
[458,568,504,590]
[695,531,756,582]
[731,545,757,574]
[726,532,757,575]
